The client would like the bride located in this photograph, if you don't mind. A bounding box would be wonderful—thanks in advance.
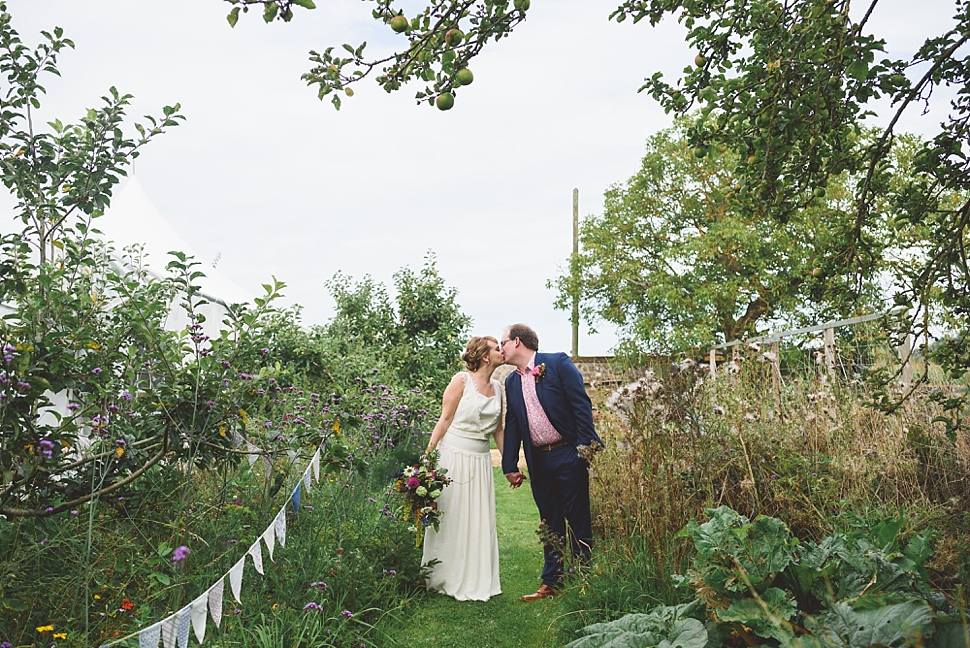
[421,336,505,601]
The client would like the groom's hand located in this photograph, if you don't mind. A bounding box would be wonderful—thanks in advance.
[505,471,525,488]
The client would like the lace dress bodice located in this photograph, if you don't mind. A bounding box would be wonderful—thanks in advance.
[447,372,502,441]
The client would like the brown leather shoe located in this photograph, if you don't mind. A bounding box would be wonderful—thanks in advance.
[521,584,557,602]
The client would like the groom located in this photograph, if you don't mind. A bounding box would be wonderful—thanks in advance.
[500,323,602,601]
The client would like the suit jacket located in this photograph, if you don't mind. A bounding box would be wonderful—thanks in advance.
[502,352,601,475]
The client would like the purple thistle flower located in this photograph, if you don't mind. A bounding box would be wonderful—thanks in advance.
[121,391,133,401]
[310,581,328,589]
[261,348,270,354]
[341,610,354,618]
[91,367,102,375]
[108,404,119,412]
[3,343,15,352]
[303,602,323,611]
[67,402,80,411]
[17,381,29,390]
[71,510,79,516]
[172,545,191,563]
[116,439,126,446]
[3,354,12,363]
[233,608,241,615]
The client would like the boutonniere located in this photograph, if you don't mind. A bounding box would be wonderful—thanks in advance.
[531,363,546,381]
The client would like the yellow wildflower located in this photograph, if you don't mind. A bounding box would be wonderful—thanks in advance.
[94,594,101,599]
[219,425,227,437]
[239,409,249,424]
[53,633,67,639]
[333,420,340,434]
[87,341,101,350]
[115,447,125,458]
[37,625,54,633]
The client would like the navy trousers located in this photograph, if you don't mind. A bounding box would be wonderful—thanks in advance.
[528,444,592,587]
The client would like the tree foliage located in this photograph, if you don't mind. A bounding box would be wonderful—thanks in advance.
[321,253,471,400]
[224,0,530,110]
[236,0,970,390]
[552,119,898,354]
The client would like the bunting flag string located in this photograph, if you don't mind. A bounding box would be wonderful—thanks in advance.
[95,442,327,648]
[190,595,208,644]
[274,507,287,548]
[160,615,177,648]
[138,622,161,648]
[207,579,224,629]
[228,556,245,603]
[248,539,264,576]
[176,605,192,648]
[262,522,276,562]
[291,481,301,513]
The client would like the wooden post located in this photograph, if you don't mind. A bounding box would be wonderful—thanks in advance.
[709,348,717,378]
[571,188,579,358]
[899,333,913,388]
[824,327,836,379]
[770,341,782,412]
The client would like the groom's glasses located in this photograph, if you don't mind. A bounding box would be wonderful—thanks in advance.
[499,338,515,349]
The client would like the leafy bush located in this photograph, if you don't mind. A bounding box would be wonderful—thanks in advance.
[567,506,968,648]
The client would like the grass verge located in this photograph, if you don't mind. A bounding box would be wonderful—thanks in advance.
[378,467,571,647]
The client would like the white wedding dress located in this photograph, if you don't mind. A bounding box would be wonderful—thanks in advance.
[422,372,502,601]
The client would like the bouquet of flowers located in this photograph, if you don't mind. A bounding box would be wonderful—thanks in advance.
[393,449,453,546]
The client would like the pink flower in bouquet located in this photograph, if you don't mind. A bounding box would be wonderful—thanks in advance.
[407,477,420,489]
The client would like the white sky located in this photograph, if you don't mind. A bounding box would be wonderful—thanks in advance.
[5,0,960,355]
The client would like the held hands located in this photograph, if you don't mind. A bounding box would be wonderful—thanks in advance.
[505,471,525,489]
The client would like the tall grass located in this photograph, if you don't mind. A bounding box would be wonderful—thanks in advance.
[0,381,432,648]
[562,346,970,630]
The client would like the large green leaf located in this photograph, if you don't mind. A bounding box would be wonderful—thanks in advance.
[927,622,970,648]
[567,617,708,648]
[567,605,708,648]
[802,601,936,648]
[718,587,797,643]
[686,506,794,595]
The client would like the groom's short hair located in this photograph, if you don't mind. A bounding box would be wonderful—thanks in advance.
[507,323,539,351]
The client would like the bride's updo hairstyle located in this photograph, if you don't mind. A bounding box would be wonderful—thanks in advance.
[461,336,498,372]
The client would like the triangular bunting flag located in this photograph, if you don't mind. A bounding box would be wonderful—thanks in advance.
[248,539,264,575]
[176,604,192,648]
[247,442,260,468]
[262,521,276,562]
[303,465,312,494]
[138,621,161,648]
[291,482,301,513]
[274,508,287,548]
[208,578,225,628]
[286,449,297,463]
[229,556,245,602]
[190,593,208,644]
[311,448,320,481]
[231,430,245,449]
[160,614,178,648]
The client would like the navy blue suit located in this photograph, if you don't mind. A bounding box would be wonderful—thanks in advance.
[502,352,602,588]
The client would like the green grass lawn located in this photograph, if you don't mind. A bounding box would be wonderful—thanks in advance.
[377,467,571,647]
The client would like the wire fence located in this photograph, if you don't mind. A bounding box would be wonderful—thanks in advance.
[572,310,935,391]
[707,311,931,387]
